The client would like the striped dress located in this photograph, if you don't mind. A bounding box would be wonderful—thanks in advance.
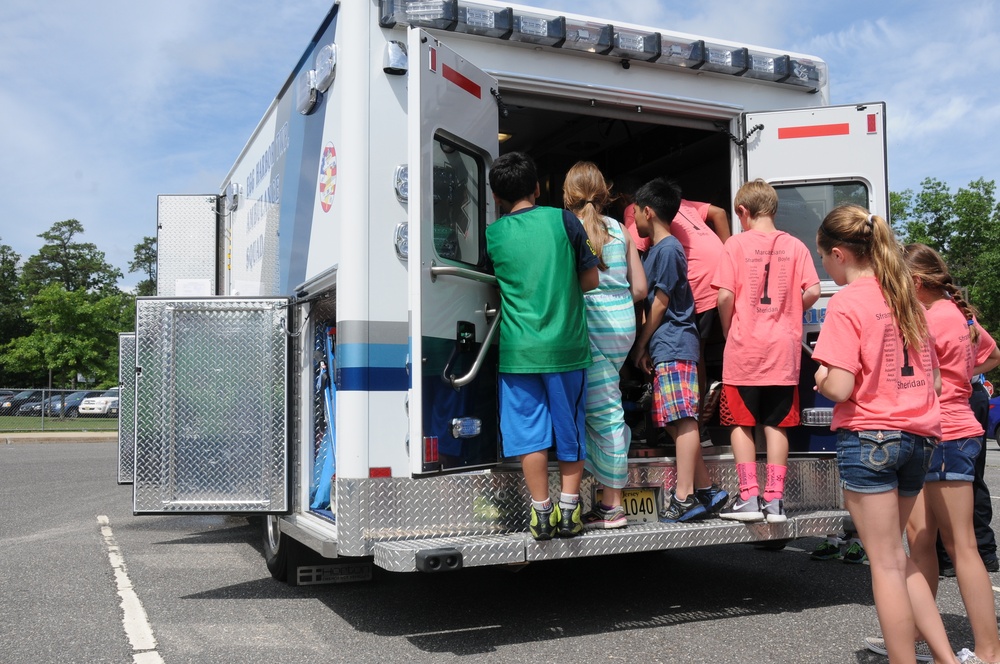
[582,217,636,489]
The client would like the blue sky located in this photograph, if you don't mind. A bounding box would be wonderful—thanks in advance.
[2,1,997,290]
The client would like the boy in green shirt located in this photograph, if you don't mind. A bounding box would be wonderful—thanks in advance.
[486,152,599,539]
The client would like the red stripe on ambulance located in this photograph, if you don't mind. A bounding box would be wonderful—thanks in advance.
[442,63,482,99]
[778,123,850,139]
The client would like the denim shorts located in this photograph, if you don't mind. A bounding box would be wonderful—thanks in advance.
[925,437,981,483]
[836,429,933,496]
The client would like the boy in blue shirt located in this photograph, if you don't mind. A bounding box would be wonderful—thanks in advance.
[630,177,728,522]
[486,152,599,539]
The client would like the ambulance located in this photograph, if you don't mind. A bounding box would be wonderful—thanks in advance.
[117,0,886,584]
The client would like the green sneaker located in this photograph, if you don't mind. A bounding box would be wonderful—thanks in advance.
[557,502,583,538]
[810,539,842,560]
[843,539,867,564]
[529,505,557,541]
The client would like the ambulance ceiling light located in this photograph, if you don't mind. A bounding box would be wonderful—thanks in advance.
[698,44,749,75]
[379,0,458,30]
[510,11,565,47]
[741,51,790,82]
[376,0,823,92]
[314,43,338,92]
[607,28,660,62]
[561,19,613,54]
[657,38,705,68]
[455,2,513,38]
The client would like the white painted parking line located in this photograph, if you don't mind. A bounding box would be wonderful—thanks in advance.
[97,516,164,664]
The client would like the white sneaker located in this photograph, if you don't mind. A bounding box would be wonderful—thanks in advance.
[719,495,764,522]
[864,636,933,662]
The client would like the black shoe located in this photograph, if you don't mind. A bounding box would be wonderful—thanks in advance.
[985,557,999,573]
[940,564,956,578]
[529,505,556,541]
[659,489,708,523]
[557,502,583,538]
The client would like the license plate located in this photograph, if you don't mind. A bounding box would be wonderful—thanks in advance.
[595,487,658,524]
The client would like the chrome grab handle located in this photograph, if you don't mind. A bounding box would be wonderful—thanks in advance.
[444,307,500,389]
[429,264,498,287]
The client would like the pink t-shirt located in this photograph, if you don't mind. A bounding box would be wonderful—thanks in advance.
[812,277,941,438]
[711,230,820,385]
[670,200,725,314]
[925,299,997,440]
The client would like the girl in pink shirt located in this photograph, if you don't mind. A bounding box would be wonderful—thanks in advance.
[812,205,957,664]
[902,243,1000,664]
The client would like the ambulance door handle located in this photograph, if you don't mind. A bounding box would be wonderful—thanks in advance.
[444,307,500,389]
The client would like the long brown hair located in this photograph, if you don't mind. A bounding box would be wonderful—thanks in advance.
[563,161,612,270]
[903,242,981,345]
[817,204,928,349]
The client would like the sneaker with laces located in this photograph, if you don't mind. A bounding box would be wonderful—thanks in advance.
[529,505,557,541]
[658,489,708,523]
[760,497,787,523]
[719,495,764,522]
[864,636,932,662]
[954,647,999,663]
[695,484,729,516]
[843,539,867,564]
[986,557,1000,573]
[583,504,627,530]
[557,502,583,538]
[810,538,842,560]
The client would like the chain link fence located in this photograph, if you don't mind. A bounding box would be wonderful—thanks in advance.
[0,387,119,432]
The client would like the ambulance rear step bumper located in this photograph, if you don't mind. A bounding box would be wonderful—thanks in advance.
[373,509,849,572]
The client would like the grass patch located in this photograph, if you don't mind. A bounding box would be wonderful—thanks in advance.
[0,415,118,433]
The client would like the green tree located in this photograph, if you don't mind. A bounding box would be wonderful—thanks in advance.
[0,285,134,387]
[19,219,123,296]
[0,239,36,386]
[129,236,157,296]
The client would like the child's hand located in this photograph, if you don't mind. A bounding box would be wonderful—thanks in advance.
[630,349,652,376]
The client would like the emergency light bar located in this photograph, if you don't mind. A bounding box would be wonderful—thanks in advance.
[377,0,826,92]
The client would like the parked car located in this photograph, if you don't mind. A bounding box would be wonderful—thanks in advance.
[45,390,105,418]
[78,387,120,417]
[988,394,1000,444]
[0,389,46,416]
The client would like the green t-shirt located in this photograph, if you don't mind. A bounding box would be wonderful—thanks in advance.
[486,206,598,373]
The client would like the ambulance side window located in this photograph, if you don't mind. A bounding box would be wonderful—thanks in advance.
[432,136,485,266]
[773,181,869,279]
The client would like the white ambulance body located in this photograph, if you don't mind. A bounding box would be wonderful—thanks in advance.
[118,0,887,583]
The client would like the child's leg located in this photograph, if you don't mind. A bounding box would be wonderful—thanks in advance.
[559,460,585,497]
[845,489,955,664]
[905,488,940,598]
[933,481,1000,661]
[673,416,701,499]
[731,425,758,500]
[521,451,551,504]
[762,425,789,501]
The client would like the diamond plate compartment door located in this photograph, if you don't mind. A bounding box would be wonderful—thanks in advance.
[133,297,289,514]
[117,332,136,485]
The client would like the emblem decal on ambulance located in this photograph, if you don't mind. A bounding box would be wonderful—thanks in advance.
[319,142,337,212]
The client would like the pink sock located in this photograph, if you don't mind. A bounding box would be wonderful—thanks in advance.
[763,464,787,502]
[736,462,759,501]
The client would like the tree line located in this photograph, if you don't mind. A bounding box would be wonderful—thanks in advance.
[0,220,155,388]
[1,177,998,389]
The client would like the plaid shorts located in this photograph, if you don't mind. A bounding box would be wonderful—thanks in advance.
[651,360,700,427]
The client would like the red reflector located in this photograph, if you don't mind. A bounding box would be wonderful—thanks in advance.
[429,47,437,73]
[777,123,850,139]
[369,467,392,478]
[442,63,482,99]
[867,113,877,134]
[423,436,439,463]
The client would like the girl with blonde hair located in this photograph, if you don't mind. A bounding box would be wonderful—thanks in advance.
[563,162,647,528]
[812,205,958,663]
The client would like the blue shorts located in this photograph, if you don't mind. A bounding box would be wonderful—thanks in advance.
[926,437,981,483]
[836,429,932,497]
[651,360,699,427]
[499,370,587,462]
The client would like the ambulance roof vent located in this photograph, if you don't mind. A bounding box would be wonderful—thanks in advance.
[377,0,826,93]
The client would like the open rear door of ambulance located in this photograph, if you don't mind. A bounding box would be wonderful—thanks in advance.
[743,102,888,452]
[407,28,501,476]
